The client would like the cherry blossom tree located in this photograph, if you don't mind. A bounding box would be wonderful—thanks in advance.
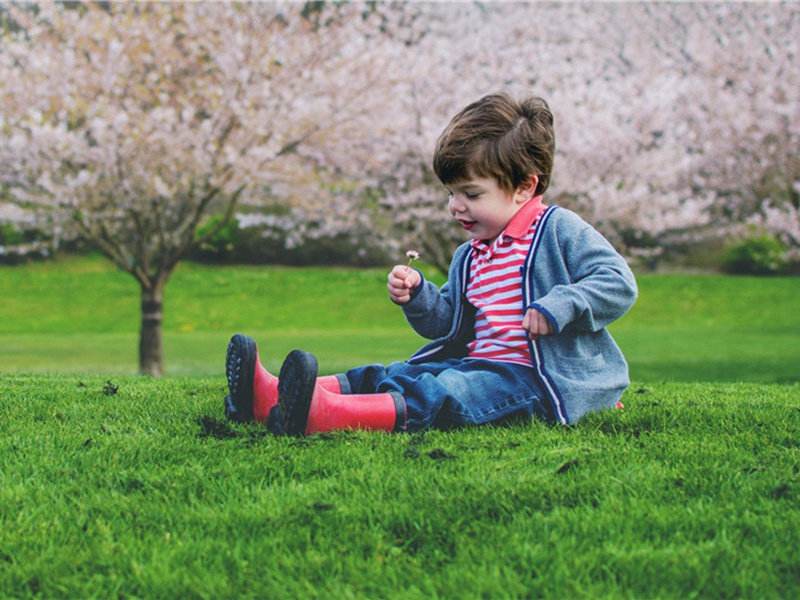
[6,2,797,276]
[0,1,409,375]
[373,2,800,268]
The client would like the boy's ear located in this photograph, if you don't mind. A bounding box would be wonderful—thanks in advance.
[514,175,539,203]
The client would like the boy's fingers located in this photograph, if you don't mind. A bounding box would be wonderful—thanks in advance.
[389,288,410,304]
[524,308,553,339]
[397,266,420,289]
[388,265,419,304]
[388,266,408,285]
[392,264,409,276]
[388,281,406,295]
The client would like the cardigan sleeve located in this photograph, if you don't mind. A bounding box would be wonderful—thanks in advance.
[400,276,458,340]
[400,242,471,340]
[529,216,637,334]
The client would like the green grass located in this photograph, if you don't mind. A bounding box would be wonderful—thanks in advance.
[1,253,799,381]
[613,274,800,383]
[1,374,798,597]
[2,256,799,596]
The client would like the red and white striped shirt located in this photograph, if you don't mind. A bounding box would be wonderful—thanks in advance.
[466,197,546,366]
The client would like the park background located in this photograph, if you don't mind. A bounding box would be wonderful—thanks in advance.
[1,2,799,598]
[1,1,799,376]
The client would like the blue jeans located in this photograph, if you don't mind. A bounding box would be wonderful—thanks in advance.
[344,358,553,432]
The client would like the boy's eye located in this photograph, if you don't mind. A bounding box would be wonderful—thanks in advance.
[445,189,481,201]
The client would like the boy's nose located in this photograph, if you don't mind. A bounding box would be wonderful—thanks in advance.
[448,196,466,214]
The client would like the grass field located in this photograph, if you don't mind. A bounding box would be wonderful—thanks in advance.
[2,374,798,598]
[1,255,799,597]
[1,253,799,382]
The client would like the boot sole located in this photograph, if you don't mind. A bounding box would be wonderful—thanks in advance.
[225,334,257,423]
[277,350,318,436]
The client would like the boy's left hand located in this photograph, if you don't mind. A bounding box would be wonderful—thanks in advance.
[523,308,554,340]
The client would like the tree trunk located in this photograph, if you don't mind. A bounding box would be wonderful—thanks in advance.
[139,284,165,377]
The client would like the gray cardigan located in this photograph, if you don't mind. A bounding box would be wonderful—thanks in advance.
[402,206,638,424]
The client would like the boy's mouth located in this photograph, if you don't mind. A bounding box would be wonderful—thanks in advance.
[457,219,476,231]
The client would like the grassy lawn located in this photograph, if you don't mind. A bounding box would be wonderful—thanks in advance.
[1,374,798,598]
[1,253,799,382]
[1,255,799,597]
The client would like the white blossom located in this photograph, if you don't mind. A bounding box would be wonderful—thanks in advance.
[1,1,798,272]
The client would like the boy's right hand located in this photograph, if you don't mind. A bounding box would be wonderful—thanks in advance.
[387,265,422,304]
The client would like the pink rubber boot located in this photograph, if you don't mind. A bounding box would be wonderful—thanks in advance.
[224,334,340,423]
[273,350,407,436]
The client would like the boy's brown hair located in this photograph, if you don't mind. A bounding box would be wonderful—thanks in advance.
[433,92,555,196]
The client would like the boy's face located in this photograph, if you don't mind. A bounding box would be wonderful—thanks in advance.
[446,175,535,244]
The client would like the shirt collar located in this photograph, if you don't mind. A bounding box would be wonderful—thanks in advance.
[504,195,546,239]
[470,195,546,254]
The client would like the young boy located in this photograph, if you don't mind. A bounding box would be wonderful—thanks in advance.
[224,92,637,435]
